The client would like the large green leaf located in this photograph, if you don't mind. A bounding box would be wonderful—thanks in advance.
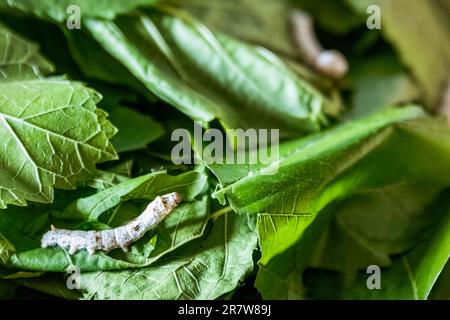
[212,106,450,214]
[83,10,329,137]
[63,29,155,98]
[304,195,450,299]
[256,183,446,299]
[0,0,157,21]
[255,205,330,299]
[430,261,450,300]
[347,0,450,108]
[0,22,117,209]
[0,80,118,208]
[106,106,163,153]
[0,170,209,272]
[307,184,442,273]
[96,84,164,153]
[348,53,419,118]
[77,212,257,300]
[0,22,53,79]
[162,0,298,57]
[207,107,450,298]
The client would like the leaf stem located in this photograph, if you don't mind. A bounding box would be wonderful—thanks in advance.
[210,206,234,220]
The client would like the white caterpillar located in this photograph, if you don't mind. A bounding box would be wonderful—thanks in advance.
[41,192,181,255]
[290,10,349,79]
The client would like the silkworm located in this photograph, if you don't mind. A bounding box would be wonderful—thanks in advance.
[41,192,181,255]
[290,10,349,79]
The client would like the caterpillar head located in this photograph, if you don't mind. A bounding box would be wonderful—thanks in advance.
[41,227,58,248]
[316,50,348,79]
[161,192,181,209]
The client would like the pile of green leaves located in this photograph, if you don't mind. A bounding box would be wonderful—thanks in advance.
[0,0,449,300]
